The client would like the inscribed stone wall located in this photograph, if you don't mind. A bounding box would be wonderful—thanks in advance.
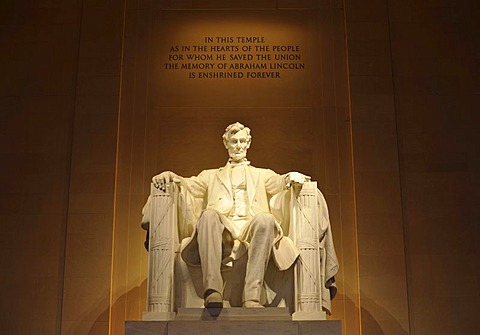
[111,2,360,335]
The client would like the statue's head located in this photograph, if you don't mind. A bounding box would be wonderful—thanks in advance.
[222,122,251,163]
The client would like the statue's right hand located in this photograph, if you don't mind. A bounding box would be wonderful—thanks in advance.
[152,171,180,192]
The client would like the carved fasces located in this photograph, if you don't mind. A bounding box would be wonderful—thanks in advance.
[146,183,179,317]
[291,182,326,319]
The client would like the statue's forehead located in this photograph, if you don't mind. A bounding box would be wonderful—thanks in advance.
[230,129,249,139]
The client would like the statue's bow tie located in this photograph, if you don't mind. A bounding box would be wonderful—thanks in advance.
[229,160,250,167]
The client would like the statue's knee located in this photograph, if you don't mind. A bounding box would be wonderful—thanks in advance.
[198,209,221,229]
[201,209,219,220]
[252,213,275,231]
[257,212,275,222]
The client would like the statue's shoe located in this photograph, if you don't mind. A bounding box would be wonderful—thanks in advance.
[204,291,223,308]
[242,300,265,308]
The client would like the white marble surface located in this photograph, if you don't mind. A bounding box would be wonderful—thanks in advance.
[144,122,338,318]
[126,320,341,335]
[175,307,291,321]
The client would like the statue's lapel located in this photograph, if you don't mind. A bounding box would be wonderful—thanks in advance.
[217,164,232,197]
[245,165,258,206]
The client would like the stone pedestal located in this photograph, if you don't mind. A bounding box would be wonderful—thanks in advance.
[175,307,291,321]
[127,308,341,335]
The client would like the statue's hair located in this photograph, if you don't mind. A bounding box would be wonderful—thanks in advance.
[222,122,251,143]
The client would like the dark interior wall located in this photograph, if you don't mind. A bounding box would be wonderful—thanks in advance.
[345,0,410,333]
[388,1,480,334]
[0,1,82,334]
[59,0,123,334]
[0,0,123,334]
[345,0,480,334]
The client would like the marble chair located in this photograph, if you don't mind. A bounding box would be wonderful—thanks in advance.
[141,181,338,321]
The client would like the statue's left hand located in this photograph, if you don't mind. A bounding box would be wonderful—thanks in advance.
[286,172,310,196]
[286,172,311,187]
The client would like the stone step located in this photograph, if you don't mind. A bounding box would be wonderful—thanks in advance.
[126,320,342,335]
[175,307,292,321]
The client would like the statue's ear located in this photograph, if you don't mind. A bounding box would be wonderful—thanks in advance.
[246,140,251,149]
[223,139,229,149]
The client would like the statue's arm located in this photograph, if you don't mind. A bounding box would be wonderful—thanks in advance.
[149,170,209,240]
[152,170,209,198]
[264,169,311,197]
[267,175,308,238]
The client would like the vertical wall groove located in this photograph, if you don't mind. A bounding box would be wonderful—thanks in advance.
[58,1,86,333]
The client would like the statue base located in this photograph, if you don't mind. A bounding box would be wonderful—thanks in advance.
[176,307,291,320]
[142,311,176,321]
[126,320,341,335]
[292,310,327,320]
[127,310,341,335]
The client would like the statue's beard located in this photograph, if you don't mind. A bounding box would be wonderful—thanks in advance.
[229,150,247,161]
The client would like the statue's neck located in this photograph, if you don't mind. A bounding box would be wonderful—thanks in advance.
[228,158,250,166]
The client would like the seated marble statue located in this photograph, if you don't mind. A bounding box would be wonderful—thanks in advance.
[148,122,338,312]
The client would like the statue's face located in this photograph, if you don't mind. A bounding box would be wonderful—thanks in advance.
[225,129,250,162]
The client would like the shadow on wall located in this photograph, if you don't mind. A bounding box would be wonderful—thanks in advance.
[72,283,405,335]
[64,296,110,335]
[66,280,147,335]
[107,280,148,335]
[360,294,409,335]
